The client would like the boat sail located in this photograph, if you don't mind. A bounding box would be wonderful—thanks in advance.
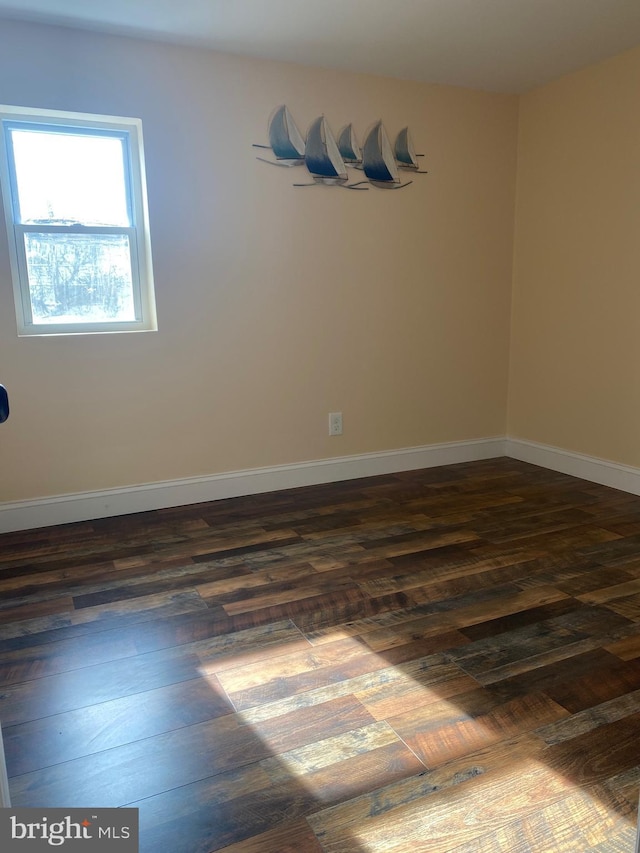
[254,105,305,167]
[362,121,412,189]
[337,123,362,165]
[394,127,428,173]
[294,117,368,189]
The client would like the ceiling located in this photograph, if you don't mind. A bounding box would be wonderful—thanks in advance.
[2,0,640,94]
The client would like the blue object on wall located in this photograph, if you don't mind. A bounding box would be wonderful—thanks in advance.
[0,384,9,423]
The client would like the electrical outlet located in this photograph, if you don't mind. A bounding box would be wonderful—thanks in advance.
[329,412,343,436]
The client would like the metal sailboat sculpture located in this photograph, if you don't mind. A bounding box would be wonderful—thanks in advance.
[294,116,368,189]
[361,121,413,189]
[337,123,362,166]
[394,127,428,173]
[254,105,306,166]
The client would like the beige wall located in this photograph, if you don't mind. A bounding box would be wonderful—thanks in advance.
[509,45,640,465]
[0,20,518,502]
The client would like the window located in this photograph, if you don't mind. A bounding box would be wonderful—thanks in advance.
[0,106,156,335]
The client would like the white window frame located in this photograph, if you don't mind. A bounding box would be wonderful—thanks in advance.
[0,105,156,336]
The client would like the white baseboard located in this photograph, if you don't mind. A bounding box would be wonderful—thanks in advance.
[4,436,640,535]
[0,437,506,534]
[506,437,640,496]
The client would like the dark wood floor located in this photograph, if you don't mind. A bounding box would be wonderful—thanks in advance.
[1,457,640,851]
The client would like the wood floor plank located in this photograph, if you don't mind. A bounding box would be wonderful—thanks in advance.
[9,694,374,807]
[604,593,640,621]
[553,566,640,596]
[353,655,478,720]
[459,598,581,641]
[307,753,584,853]
[0,596,75,625]
[221,579,362,616]
[475,507,597,541]
[216,636,442,711]
[388,689,568,768]
[541,710,640,786]
[449,604,632,678]
[445,786,634,853]
[2,673,233,776]
[514,561,630,592]
[359,585,571,653]
[214,820,325,853]
[0,646,207,726]
[535,688,640,746]
[136,739,422,852]
[470,623,637,686]
[577,578,640,604]
[583,825,639,853]
[542,656,640,713]
[605,630,640,660]
[304,732,547,844]
[0,629,141,686]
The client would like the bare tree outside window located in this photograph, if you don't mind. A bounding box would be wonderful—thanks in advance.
[25,232,134,323]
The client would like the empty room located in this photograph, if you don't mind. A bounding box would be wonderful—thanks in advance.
[2,1,640,851]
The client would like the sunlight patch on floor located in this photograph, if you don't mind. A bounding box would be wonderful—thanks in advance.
[314,756,636,853]
[199,627,638,852]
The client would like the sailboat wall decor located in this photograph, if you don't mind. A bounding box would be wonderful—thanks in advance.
[255,106,427,190]
[361,121,412,189]
[293,117,369,190]
[337,124,362,166]
[253,105,306,166]
[394,127,428,173]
